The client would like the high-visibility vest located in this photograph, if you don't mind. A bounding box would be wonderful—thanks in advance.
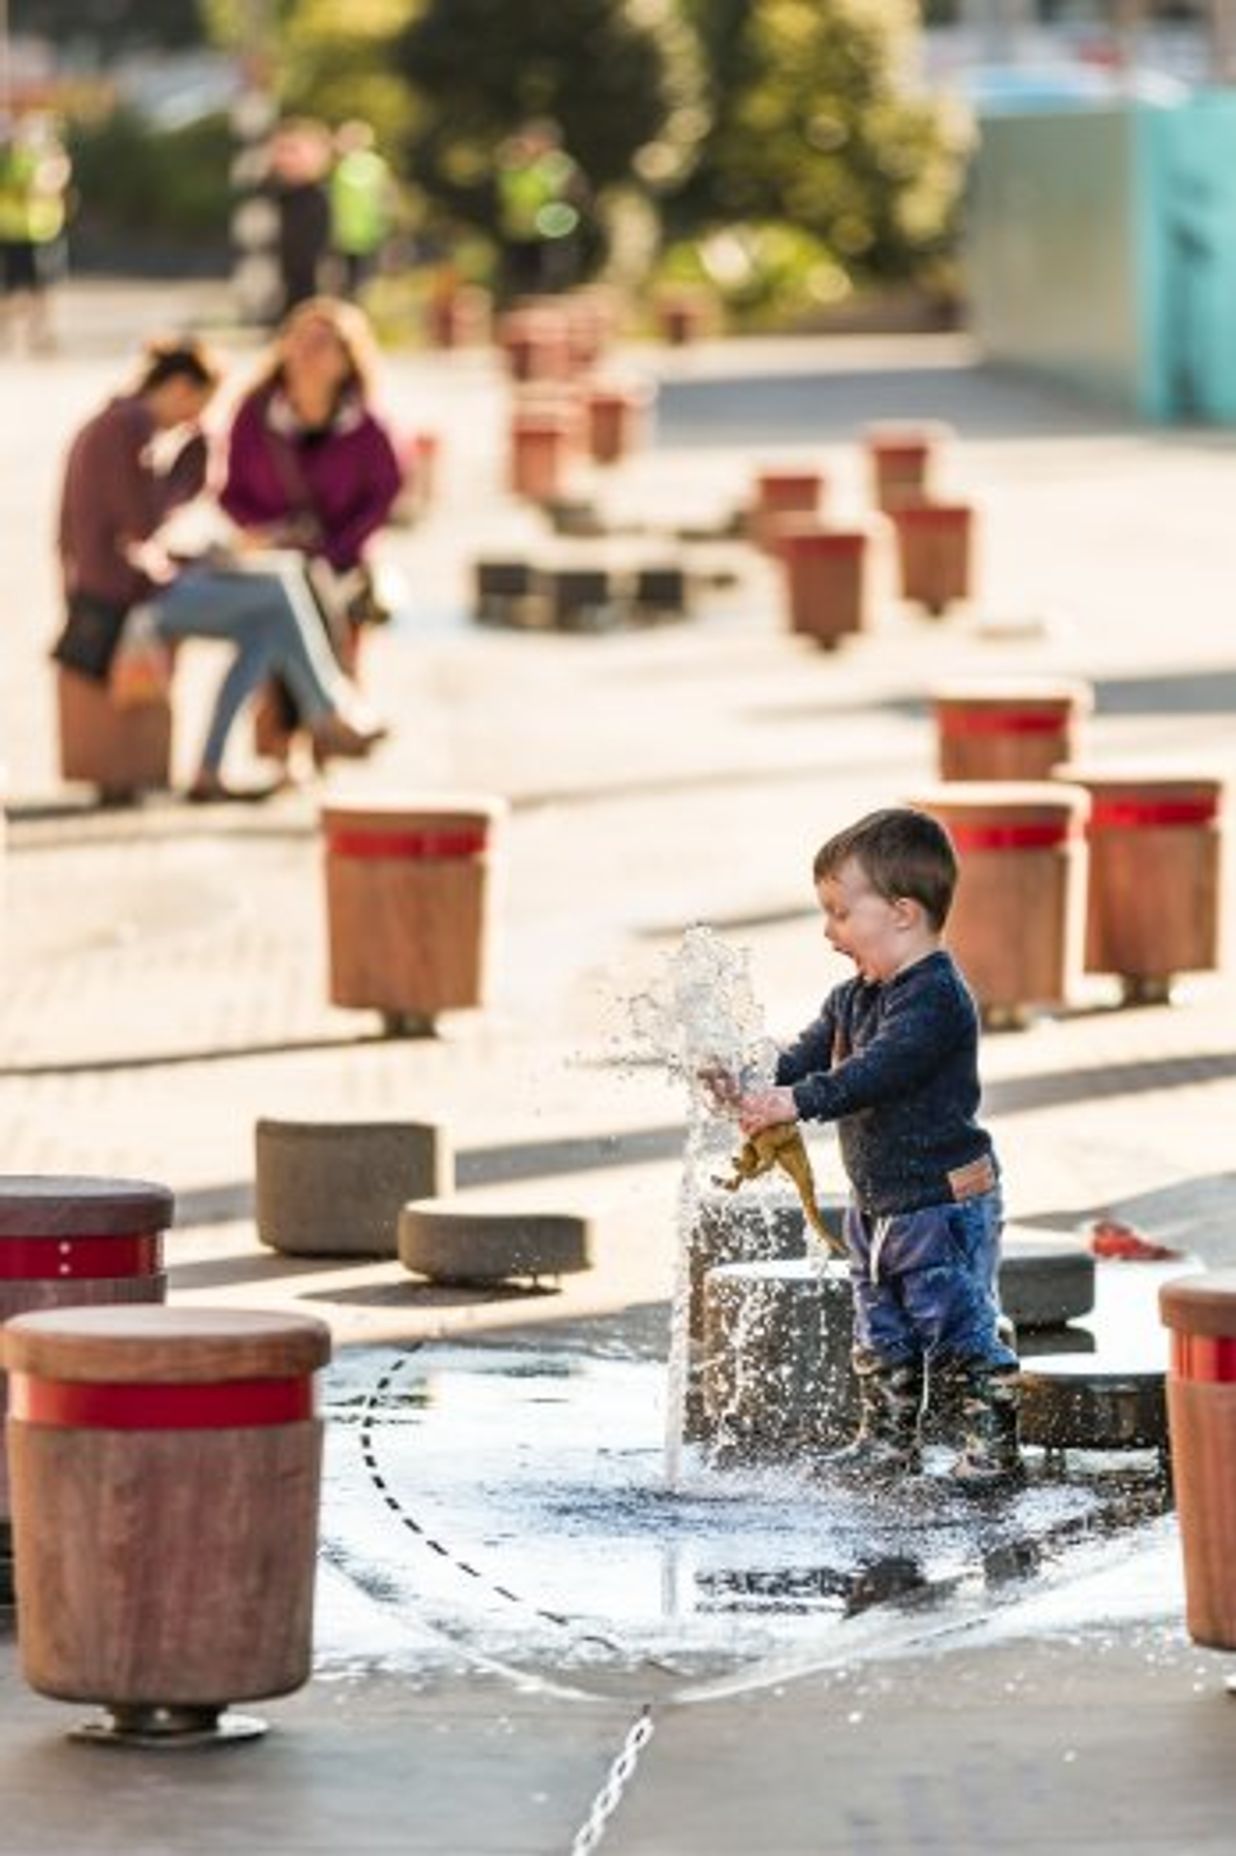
[329,150,391,257]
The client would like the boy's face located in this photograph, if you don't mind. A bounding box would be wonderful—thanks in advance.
[816,857,916,983]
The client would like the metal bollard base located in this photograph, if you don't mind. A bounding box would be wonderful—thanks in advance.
[70,1704,268,1748]
[380,1010,438,1039]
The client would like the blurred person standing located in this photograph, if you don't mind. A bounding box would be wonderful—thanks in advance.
[328,121,397,301]
[495,119,587,302]
[0,113,71,353]
[270,119,333,316]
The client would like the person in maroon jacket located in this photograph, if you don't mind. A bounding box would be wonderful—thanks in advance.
[219,295,404,770]
[55,334,386,801]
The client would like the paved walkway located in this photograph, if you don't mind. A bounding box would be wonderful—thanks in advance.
[1,281,1235,1852]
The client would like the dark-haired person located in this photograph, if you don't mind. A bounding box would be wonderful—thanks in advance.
[55,336,385,802]
[710,807,1022,1492]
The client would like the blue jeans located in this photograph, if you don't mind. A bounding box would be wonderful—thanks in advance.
[152,555,347,772]
[843,1189,1017,1372]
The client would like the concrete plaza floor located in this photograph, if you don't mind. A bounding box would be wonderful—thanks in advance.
[1,280,1235,1852]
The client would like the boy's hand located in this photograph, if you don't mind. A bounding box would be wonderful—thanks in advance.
[737,1086,797,1136]
[697,1061,741,1112]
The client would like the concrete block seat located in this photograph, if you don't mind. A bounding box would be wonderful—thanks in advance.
[1019,1357,1169,1469]
[256,1118,451,1258]
[397,1201,592,1288]
[998,1229,1096,1329]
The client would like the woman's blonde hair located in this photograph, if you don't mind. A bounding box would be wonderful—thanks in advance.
[254,295,380,404]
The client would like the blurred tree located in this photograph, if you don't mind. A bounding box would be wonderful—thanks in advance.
[673,0,963,286]
[11,0,207,49]
[391,0,707,267]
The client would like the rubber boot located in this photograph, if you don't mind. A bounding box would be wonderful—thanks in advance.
[948,1362,1026,1492]
[825,1350,924,1482]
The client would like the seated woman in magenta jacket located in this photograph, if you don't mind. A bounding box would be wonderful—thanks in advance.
[219,296,404,765]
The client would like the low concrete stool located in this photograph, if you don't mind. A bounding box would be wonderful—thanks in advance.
[0,1176,170,1606]
[750,469,825,554]
[998,1230,1095,1330]
[631,562,690,625]
[778,521,873,649]
[1020,1357,1169,1475]
[934,679,1093,782]
[398,1203,592,1288]
[864,421,951,513]
[536,563,621,633]
[1054,765,1228,1005]
[4,1306,331,1746]
[321,795,505,1037]
[702,1258,858,1463]
[684,1182,815,1441]
[473,558,544,629]
[57,666,172,804]
[912,782,1089,1029]
[891,502,975,613]
[1161,1272,1236,1650]
[255,1118,450,1258]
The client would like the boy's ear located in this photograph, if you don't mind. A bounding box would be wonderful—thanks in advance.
[892,894,924,930]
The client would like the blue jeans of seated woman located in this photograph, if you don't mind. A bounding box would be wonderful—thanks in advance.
[843,1189,1017,1372]
[152,555,346,773]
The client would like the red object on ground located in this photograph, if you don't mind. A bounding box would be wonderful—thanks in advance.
[1084,1217,1183,1262]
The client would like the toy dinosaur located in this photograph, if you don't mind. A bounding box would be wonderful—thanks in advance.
[713,1121,846,1258]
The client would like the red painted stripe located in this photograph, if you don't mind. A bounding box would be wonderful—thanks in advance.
[0,1234,162,1280]
[938,709,1069,736]
[783,532,864,556]
[1089,798,1219,831]
[1172,1334,1236,1383]
[326,828,487,861]
[10,1373,314,1429]
[946,821,1076,852]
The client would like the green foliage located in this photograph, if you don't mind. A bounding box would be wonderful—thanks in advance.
[12,0,207,49]
[656,219,852,328]
[671,0,963,285]
[67,108,232,247]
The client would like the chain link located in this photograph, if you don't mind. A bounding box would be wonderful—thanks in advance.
[569,1706,656,1856]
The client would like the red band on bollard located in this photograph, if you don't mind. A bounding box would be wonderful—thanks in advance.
[945,821,1076,852]
[0,1234,163,1280]
[1089,798,1219,831]
[938,710,1068,736]
[1171,1334,1236,1384]
[10,1373,314,1429]
[326,828,487,861]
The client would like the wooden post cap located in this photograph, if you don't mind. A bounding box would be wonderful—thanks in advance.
[320,794,506,856]
[777,521,869,555]
[911,781,1090,832]
[864,420,953,448]
[0,1177,174,1237]
[1161,1272,1236,1341]
[1052,766,1225,827]
[932,678,1094,718]
[2,1307,332,1383]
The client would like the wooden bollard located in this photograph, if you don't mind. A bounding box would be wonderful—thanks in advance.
[1161,1272,1236,1652]
[911,782,1089,1029]
[778,521,872,649]
[656,288,712,346]
[1054,767,1227,1005]
[425,282,491,348]
[863,421,951,513]
[750,469,825,554]
[498,310,572,382]
[509,409,574,503]
[321,795,505,1036]
[4,1306,330,1745]
[933,678,1093,782]
[0,1177,170,1605]
[584,384,651,465]
[256,1118,452,1257]
[57,667,172,803]
[891,501,975,613]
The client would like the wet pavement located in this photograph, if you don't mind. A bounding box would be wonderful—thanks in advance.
[2,281,1236,1851]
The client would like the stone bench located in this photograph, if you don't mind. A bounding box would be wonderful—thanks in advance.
[398,1203,592,1288]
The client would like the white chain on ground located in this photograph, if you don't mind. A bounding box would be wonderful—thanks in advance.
[568,1707,656,1856]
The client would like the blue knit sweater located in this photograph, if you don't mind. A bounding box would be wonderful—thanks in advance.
[775,949,997,1217]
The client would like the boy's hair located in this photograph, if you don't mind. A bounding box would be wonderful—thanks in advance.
[812,807,958,930]
[135,335,221,395]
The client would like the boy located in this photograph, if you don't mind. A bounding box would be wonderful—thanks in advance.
[727,806,1022,1491]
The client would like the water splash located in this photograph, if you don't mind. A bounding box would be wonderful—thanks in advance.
[629,926,781,1486]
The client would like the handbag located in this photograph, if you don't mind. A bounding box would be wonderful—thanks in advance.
[50,592,129,682]
[109,605,175,708]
